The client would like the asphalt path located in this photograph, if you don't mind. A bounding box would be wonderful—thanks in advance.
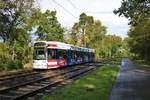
[109,58,150,100]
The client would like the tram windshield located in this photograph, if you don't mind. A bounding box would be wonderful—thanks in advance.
[33,48,46,60]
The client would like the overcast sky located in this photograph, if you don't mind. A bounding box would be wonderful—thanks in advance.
[38,0,129,38]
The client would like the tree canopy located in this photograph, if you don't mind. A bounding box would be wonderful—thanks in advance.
[68,13,123,58]
[0,0,36,70]
[114,0,150,62]
[0,0,35,43]
[114,0,150,25]
[28,10,64,41]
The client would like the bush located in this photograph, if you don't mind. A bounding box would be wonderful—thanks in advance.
[109,58,121,65]
[0,58,23,71]
[0,63,5,70]
[0,43,29,71]
[6,60,23,70]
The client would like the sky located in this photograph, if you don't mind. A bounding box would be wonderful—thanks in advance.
[38,0,130,38]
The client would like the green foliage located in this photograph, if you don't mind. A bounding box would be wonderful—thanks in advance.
[0,43,30,70]
[0,43,10,62]
[0,0,35,70]
[29,10,64,41]
[121,38,131,57]
[114,0,150,25]
[128,19,150,61]
[69,23,79,45]
[115,0,150,62]
[42,65,119,100]
[3,60,23,70]
[102,35,123,57]
[0,43,23,70]
[109,58,122,65]
[0,0,34,43]
[0,1,65,70]
[67,13,124,59]
[69,13,95,46]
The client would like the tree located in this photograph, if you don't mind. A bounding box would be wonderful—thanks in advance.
[69,13,124,58]
[87,20,106,58]
[114,0,150,25]
[128,19,150,61]
[121,38,131,57]
[69,23,79,45]
[114,0,150,61]
[70,13,94,47]
[97,35,122,58]
[29,10,64,41]
[69,13,123,58]
[0,0,35,69]
[0,0,35,43]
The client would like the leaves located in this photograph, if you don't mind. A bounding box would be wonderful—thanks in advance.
[0,0,35,70]
[128,19,150,61]
[114,0,150,25]
[115,0,150,61]
[68,13,123,58]
[0,0,34,43]
[29,10,64,41]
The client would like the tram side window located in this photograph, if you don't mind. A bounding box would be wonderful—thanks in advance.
[71,50,76,60]
[88,52,91,61]
[77,51,82,61]
[47,49,56,59]
[90,52,92,60]
[57,50,67,60]
[92,53,95,60]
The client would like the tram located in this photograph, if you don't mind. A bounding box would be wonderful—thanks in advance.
[33,41,95,69]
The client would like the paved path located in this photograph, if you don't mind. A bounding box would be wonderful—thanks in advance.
[109,58,150,100]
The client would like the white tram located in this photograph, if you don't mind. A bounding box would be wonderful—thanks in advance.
[33,41,95,69]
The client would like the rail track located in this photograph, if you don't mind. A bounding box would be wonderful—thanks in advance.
[0,63,94,90]
[0,63,93,81]
[0,62,105,100]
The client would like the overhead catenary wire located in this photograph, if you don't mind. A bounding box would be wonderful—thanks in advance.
[67,0,80,12]
[52,0,78,19]
[52,0,113,18]
[67,0,112,15]
[85,11,113,14]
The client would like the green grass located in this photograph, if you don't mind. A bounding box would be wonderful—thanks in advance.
[42,64,119,100]
[134,59,150,71]
[109,58,122,65]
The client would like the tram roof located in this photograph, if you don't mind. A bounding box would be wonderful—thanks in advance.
[34,41,94,52]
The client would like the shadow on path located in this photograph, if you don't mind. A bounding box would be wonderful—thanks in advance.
[109,58,150,100]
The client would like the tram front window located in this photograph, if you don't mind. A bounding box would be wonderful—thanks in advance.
[33,48,46,60]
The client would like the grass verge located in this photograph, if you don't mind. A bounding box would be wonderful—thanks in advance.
[134,59,150,71]
[42,64,119,100]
